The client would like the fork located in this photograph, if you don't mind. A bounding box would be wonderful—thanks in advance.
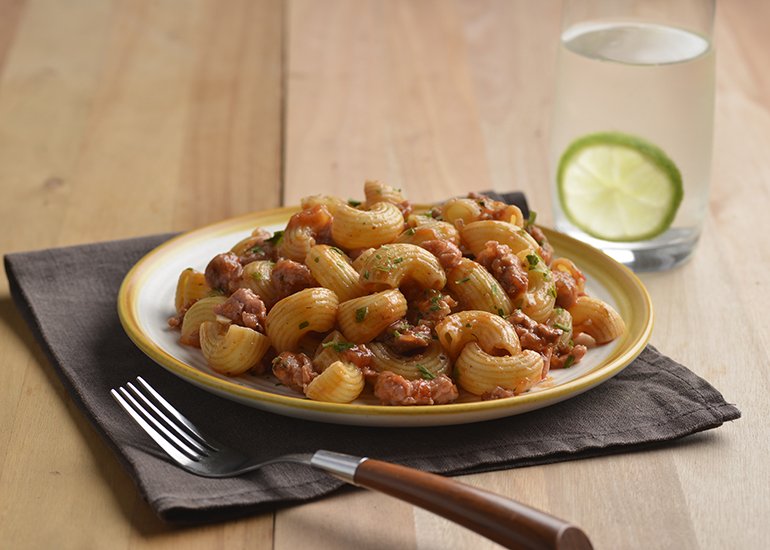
[112,377,592,550]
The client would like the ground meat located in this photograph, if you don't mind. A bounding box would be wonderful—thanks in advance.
[272,352,317,393]
[237,228,277,265]
[466,192,517,221]
[481,386,518,400]
[552,269,580,310]
[408,290,457,327]
[550,345,588,369]
[213,288,266,332]
[526,224,554,265]
[167,305,190,329]
[475,241,529,301]
[420,239,462,270]
[374,372,458,405]
[376,320,431,354]
[205,252,243,294]
[509,310,562,353]
[272,259,318,299]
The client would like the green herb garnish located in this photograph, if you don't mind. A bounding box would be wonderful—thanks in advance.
[322,340,356,353]
[554,322,571,332]
[526,254,539,268]
[266,230,284,246]
[526,210,537,227]
[348,199,362,207]
[355,307,368,323]
[563,355,575,369]
[416,364,436,380]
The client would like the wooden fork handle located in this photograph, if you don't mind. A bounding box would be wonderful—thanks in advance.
[353,459,593,550]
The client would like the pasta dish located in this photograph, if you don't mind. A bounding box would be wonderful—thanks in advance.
[167,182,625,406]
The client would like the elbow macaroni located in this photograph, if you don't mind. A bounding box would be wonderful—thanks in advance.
[265,288,339,352]
[357,243,446,291]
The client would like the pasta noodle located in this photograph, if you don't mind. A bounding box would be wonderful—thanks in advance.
[199,321,271,375]
[306,245,367,302]
[337,289,408,343]
[169,183,626,406]
[304,360,364,403]
[265,288,339,352]
[174,268,212,313]
[356,243,446,291]
[445,258,514,316]
[454,343,543,396]
[179,296,227,346]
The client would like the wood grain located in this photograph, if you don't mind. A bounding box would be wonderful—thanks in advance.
[0,0,767,548]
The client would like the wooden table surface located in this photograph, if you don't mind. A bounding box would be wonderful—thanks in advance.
[0,1,766,548]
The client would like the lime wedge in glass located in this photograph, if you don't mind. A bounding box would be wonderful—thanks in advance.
[557,132,683,242]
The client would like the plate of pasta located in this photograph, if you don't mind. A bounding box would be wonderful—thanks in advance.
[118,182,653,426]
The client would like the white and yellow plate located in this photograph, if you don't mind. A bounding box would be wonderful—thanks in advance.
[118,207,653,427]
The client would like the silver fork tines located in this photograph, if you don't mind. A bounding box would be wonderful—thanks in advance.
[111,377,313,477]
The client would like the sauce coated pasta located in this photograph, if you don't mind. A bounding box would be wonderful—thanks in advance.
[168,182,625,406]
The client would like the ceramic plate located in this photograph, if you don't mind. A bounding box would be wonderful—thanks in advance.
[118,207,653,426]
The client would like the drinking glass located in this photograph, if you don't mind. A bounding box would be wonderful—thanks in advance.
[549,0,716,271]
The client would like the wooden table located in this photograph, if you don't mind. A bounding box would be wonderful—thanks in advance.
[0,1,765,548]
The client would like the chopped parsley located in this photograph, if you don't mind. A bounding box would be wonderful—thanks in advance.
[526,210,537,227]
[347,199,362,207]
[405,227,416,236]
[497,308,506,317]
[313,256,320,263]
[249,245,264,255]
[363,270,370,280]
[355,307,368,323]
[554,322,571,332]
[251,271,263,282]
[265,230,284,246]
[563,355,575,369]
[393,257,404,264]
[298,321,309,330]
[322,340,356,353]
[548,285,557,299]
[416,364,436,380]
[526,254,539,269]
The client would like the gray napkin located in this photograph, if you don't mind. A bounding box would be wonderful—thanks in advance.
[4,203,740,524]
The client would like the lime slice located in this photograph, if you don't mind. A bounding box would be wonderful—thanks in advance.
[557,132,683,242]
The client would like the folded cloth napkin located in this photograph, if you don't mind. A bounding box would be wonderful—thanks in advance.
[4,192,740,524]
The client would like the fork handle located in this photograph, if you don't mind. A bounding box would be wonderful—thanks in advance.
[353,458,592,550]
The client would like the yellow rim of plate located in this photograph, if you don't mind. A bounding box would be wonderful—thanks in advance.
[118,206,653,418]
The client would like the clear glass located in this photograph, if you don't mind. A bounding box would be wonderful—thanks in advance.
[549,0,716,271]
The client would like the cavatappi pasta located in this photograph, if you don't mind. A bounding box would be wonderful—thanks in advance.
[168,183,626,406]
